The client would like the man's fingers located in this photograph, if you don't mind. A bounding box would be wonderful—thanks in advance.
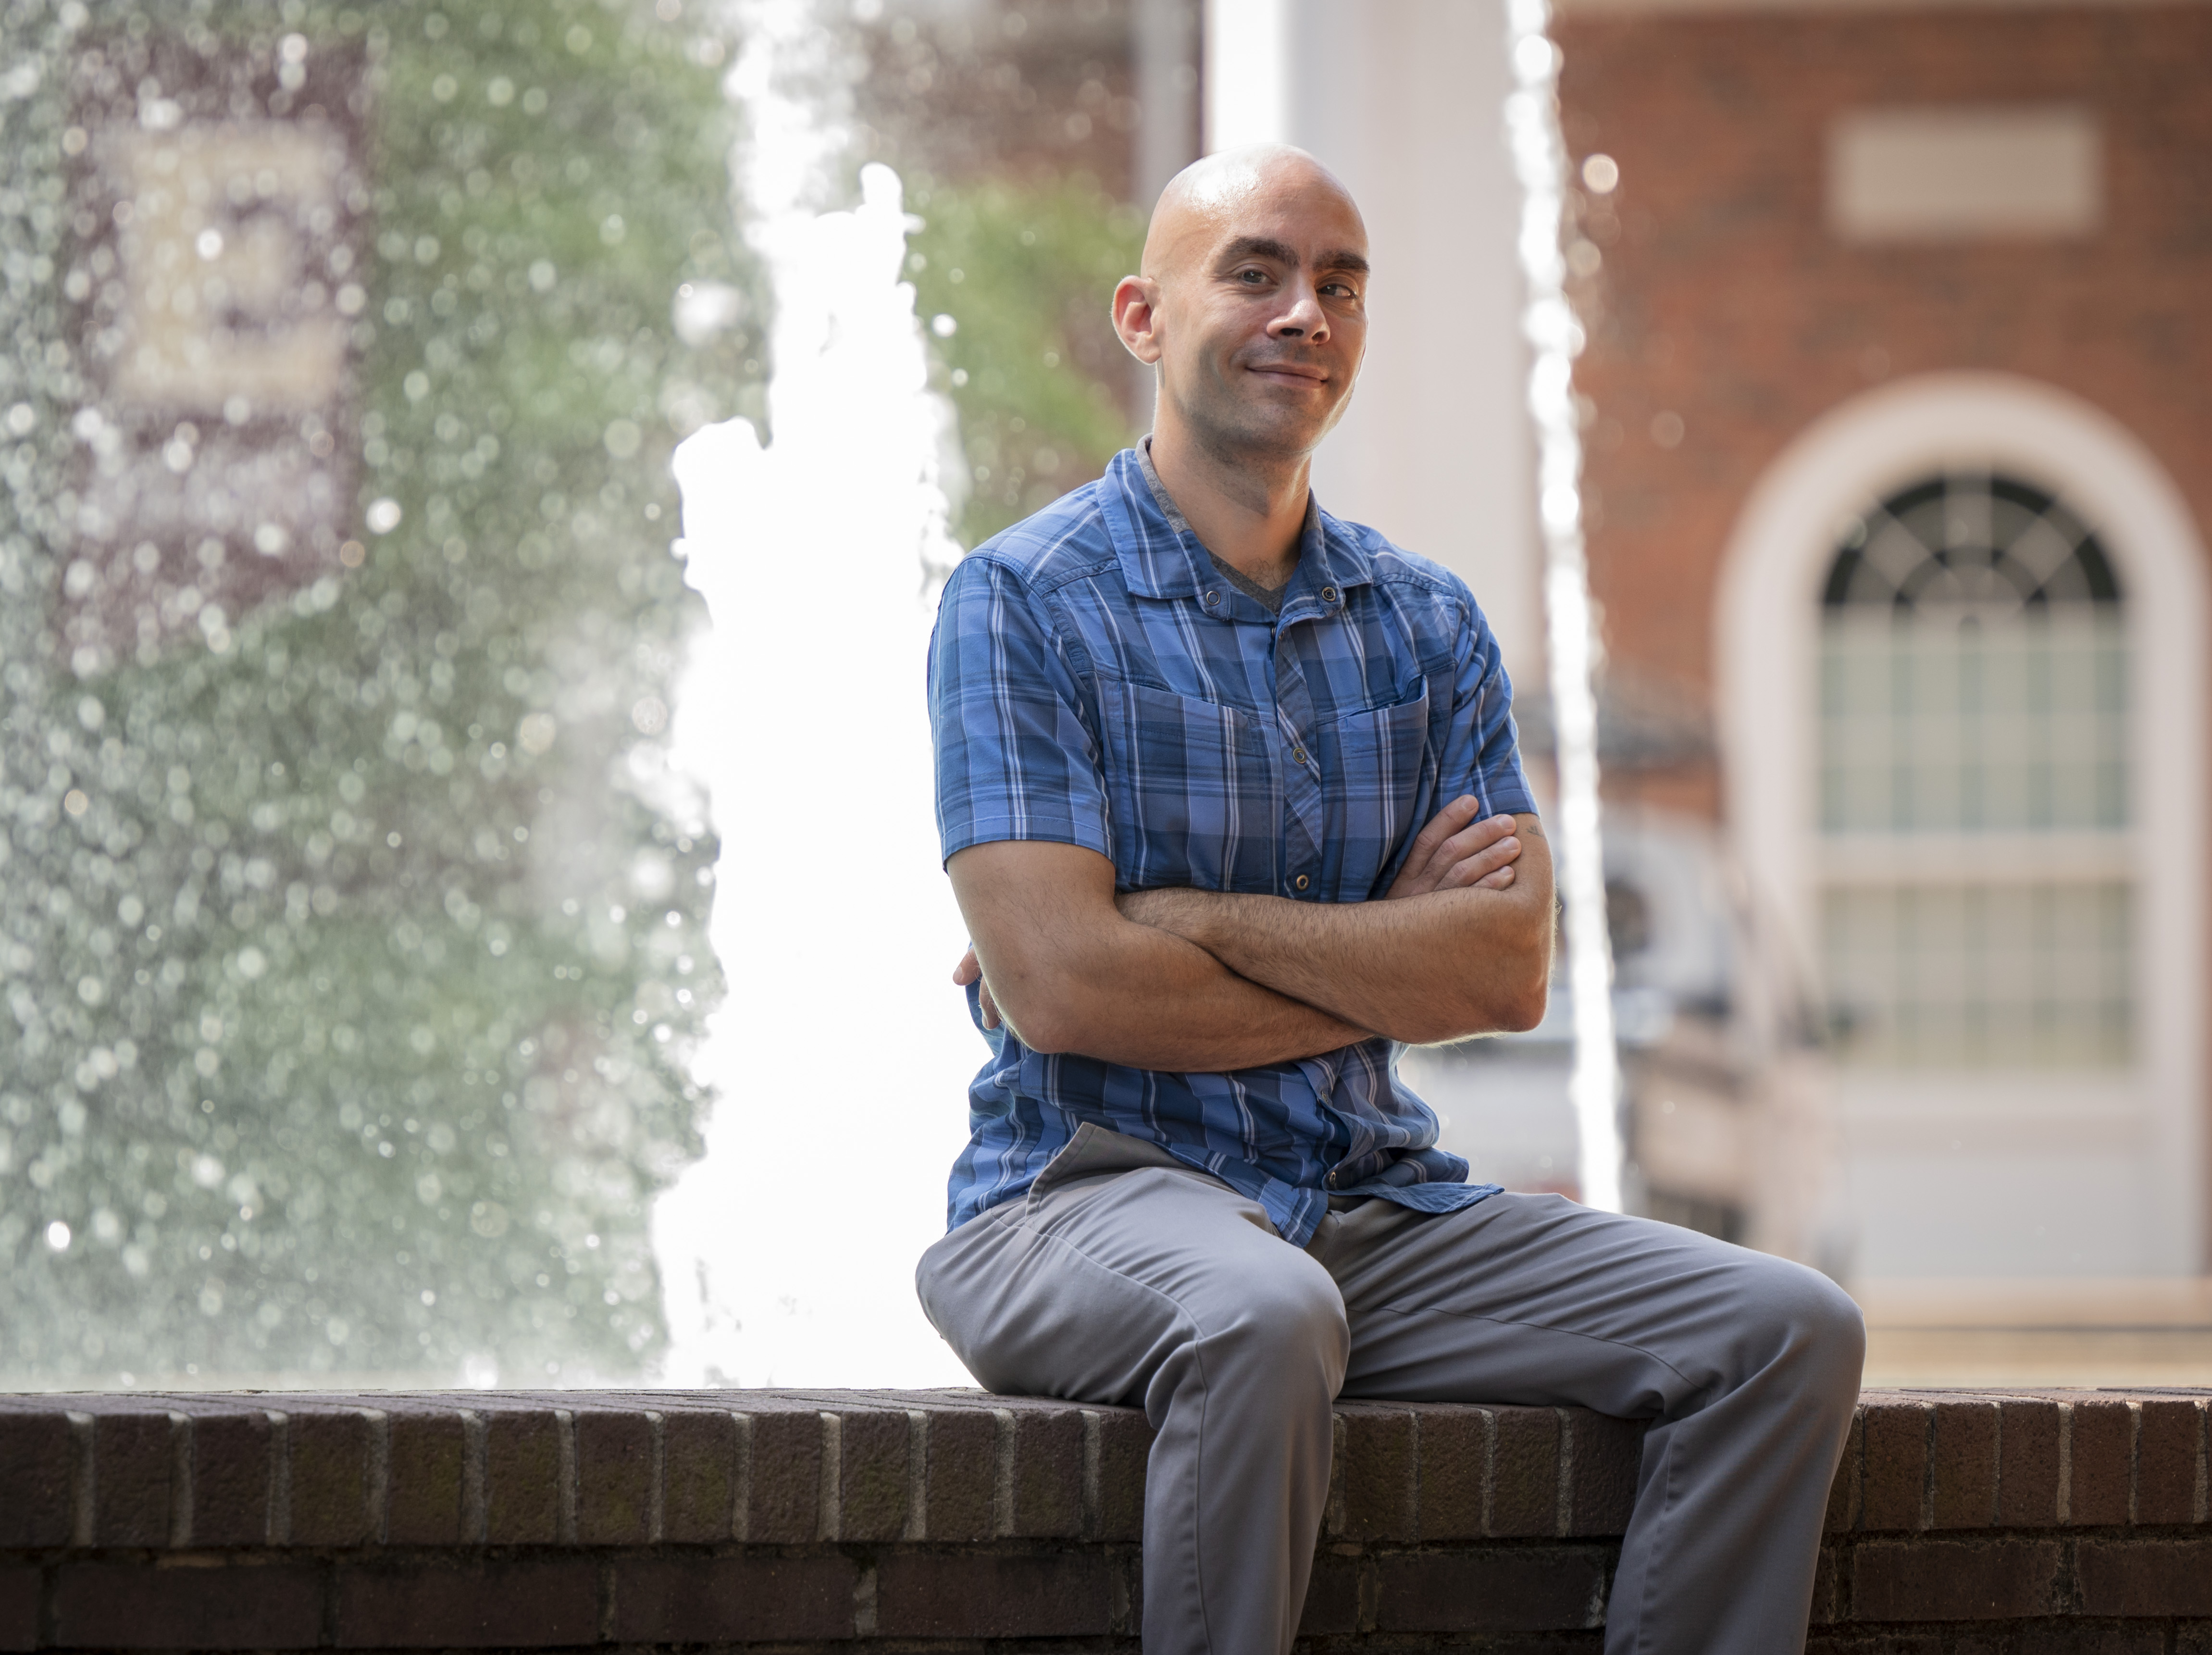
[1436,837,1520,891]
[1388,801,1517,899]
[1401,797,1487,876]
[1431,815,1520,871]
[1404,794,1485,863]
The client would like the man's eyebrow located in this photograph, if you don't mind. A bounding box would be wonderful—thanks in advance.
[1214,236,1370,277]
[1216,235,1299,268]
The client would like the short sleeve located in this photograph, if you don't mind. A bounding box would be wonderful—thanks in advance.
[1435,595,1540,821]
[929,555,1115,864]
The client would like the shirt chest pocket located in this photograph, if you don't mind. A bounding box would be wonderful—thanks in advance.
[1094,678,1273,892]
[1317,684,1436,899]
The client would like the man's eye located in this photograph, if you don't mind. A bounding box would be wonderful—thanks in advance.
[1237,268,1268,284]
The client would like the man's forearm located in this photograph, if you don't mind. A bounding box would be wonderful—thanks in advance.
[1121,819,1554,1043]
[996,911,1371,1070]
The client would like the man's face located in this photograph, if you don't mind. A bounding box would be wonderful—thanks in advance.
[1151,165,1369,464]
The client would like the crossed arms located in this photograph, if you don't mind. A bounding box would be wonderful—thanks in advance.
[947,795,1554,1070]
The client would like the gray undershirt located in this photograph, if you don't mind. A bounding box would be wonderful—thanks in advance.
[1137,436,1289,615]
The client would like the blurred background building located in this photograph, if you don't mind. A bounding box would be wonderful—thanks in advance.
[5,0,2209,1388]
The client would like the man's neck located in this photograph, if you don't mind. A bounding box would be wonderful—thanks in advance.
[1145,419,1310,591]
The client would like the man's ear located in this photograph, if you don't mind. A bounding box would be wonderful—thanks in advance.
[1111,274,1164,366]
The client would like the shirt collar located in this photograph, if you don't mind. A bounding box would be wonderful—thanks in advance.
[1098,444,1376,604]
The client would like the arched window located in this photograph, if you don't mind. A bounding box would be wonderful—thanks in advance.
[1715,374,2208,1276]
[1817,473,2131,1069]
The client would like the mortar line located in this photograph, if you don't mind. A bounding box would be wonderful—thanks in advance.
[167,1411,192,1548]
[267,1409,291,1546]
[645,1410,665,1545]
[904,1409,929,1542]
[554,1408,577,1545]
[360,1407,390,1546]
[817,1411,843,1543]
[65,1412,94,1549]
[992,1407,1017,1538]
[1080,1409,1102,1539]
[730,1411,752,1543]
[1556,1407,1576,1538]
[2057,1401,2073,1526]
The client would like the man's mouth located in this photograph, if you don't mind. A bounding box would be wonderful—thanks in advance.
[1245,361,1329,386]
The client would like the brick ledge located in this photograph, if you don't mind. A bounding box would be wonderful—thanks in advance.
[0,1387,2205,1649]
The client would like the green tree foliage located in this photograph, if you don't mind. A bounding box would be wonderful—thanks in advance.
[0,0,753,1382]
[907,175,1146,548]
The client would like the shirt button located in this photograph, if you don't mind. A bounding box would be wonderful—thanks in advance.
[1321,585,1339,603]
[1203,590,1220,607]
[1294,874,1310,891]
[1291,746,1308,765]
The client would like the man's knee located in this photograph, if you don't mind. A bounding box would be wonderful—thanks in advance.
[1185,1257,1350,1402]
[1739,1254,1866,1406]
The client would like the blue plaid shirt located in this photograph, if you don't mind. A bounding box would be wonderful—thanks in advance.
[930,447,1538,1246]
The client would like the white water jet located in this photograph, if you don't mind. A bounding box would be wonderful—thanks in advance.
[1504,0,1626,1213]
[651,0,976,1386]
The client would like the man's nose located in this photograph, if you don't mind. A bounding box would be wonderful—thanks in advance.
[1269,280,1329,342]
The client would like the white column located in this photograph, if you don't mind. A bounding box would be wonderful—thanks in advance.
[1206,0,1540,686]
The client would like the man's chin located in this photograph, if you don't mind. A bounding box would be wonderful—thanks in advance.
[1195,404,1341,464]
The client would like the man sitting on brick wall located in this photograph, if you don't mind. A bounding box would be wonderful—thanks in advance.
[917,144,1865,1655]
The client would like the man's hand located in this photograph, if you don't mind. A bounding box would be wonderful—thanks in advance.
[1384,796,1524,899]
[953,944,1003,1030]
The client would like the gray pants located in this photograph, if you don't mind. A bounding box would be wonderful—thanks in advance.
[916,1125,1865,1655]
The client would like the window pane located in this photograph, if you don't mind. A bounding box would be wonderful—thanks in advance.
[1819,610,2128,834]
[1821,880,2133,1068]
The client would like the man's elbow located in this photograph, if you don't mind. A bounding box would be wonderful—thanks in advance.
[1004,1006,1080,1055]
[1407,985,1545,1045]
[1493,922,1554,1032]
[1492,973,1550,1035]
[988,975,1091,1057]
[1440,929,1552,1040]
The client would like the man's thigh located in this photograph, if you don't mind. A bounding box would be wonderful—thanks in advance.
[1322,1191,1849,1417]
[917,1157,1345,1407]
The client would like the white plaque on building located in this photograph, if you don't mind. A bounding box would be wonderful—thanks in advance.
[1827,104,2101,243]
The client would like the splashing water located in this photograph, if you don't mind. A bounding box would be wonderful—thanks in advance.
[653,0,975,1386]
[1504,0,1625,1213]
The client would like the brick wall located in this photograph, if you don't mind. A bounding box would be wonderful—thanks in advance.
[0,1387,2207,1650]
[1554,4,2212,820]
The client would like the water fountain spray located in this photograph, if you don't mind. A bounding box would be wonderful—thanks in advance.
[1502,0,1625,1212]
[655,0,975,1385]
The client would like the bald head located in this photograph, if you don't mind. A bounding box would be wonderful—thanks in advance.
[1110,143,1370,494]
[1141,145,1365,284]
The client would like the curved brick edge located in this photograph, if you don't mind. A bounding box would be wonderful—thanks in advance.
[0,1388,2202,1650]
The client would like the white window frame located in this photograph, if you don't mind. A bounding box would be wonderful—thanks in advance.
[1715,371,2208,1274]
